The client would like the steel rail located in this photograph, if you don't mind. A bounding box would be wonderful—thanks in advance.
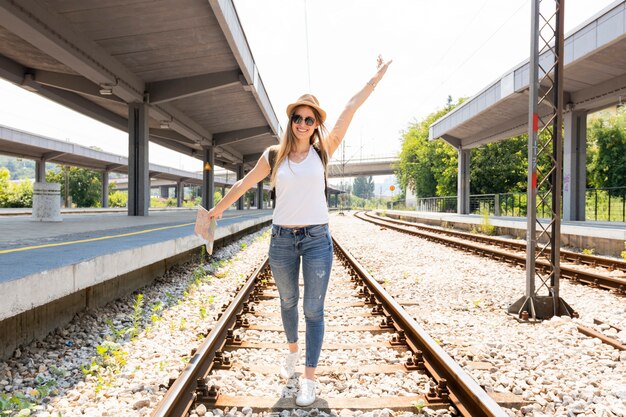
[332,236,509,417]
[372,211,626,273]
[151,259,269,417]
[357,211,625,294]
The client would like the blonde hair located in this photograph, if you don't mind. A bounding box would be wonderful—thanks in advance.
[269,105,329,188]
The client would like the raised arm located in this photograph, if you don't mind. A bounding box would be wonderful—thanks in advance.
[206,154,271,219]
[326,59,392,158]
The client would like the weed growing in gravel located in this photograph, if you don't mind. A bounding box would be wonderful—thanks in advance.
[81,341,128,393]
[48,365,69,378]
[169,321,177,332]
[479,207,496,235]
[104,319,125,341]
[198,245,207,265]
[0,375,58,415]
[240,242,247,250]
[192,266,206,282]
[178,317,187,331]
[582,248,595,255]
[412,398,426,411]
[151,301,164,319]
[622,242,626,260]
[127,293,144,340]
[472,299,482,309]
[199,306,207,320]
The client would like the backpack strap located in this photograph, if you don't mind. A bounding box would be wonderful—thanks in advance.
[312,145,329,202]
[268,147,278,205]
[267,145,328,207]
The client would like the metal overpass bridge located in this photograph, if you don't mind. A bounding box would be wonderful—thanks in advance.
[327,157,398,178]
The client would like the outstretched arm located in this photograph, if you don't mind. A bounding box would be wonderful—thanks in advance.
[326,58,392,158]
[206,154,271,219]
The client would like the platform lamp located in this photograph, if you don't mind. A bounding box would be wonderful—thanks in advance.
[204,162,212,171]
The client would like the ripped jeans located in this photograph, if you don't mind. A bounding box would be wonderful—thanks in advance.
[268,223,333,368]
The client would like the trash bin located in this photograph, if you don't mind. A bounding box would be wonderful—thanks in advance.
[32,182,62,222]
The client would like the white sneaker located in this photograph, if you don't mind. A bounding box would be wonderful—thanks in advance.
[296,378,316,407]
[279,350,299,379]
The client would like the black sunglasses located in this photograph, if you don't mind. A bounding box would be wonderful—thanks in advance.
[291,114,316,126]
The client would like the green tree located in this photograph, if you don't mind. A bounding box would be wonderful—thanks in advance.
[470,136,528,194]
[46,166,102,207]
[352,176,374,199]
[0,167,10,206]
[397,99,462,197]
[587,109,626,190]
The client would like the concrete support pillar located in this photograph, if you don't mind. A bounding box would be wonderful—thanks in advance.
[176,181,184,207]
[35,159,46,183]
[257,182,264,209]
[202,147,215,209]
[101,171,109,208]
[236,163,244,210]
[128,102,150,216]
[563,110,587,221]
[457,148,471,214]
[160,185,169,199]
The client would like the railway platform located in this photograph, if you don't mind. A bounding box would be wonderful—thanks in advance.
[0,208,272,358]
[382,210,626,258]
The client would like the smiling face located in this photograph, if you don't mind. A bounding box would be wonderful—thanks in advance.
[290,105,319,142]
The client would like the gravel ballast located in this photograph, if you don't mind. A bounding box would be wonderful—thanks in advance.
[1,212,624,417]
[330,212,625,417]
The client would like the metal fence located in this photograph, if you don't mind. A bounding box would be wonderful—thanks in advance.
[415,186,626,222]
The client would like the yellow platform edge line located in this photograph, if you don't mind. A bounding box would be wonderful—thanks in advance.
[0,222,195,255]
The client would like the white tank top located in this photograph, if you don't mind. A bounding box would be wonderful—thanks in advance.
[263,146,329,226]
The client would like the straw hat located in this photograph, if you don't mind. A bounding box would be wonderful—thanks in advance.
[286,94,326,123]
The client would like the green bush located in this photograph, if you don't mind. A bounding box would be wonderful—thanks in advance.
[108,191,127,208]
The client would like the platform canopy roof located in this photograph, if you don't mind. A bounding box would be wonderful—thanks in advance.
[429,0,626,150]
[0,0,281,172]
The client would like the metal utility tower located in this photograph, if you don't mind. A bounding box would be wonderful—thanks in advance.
[508,0,576,320]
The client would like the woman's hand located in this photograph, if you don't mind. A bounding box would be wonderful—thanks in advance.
[371,55,392,87]
[206,206,224,220]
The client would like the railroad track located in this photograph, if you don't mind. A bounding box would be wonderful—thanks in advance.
[355,211,626,295]
[151,237,509,417]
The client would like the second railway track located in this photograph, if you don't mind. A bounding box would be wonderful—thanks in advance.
[152,236,510,417]
[355,211,626,295]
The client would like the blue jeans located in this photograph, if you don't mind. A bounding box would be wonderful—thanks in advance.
[268,224,333,368]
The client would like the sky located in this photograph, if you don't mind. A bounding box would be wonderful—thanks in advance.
[0,0,618,187]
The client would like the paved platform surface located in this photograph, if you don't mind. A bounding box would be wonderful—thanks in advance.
[0,208,272,283]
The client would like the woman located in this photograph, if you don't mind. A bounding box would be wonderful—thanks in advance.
[206,58,391,406]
